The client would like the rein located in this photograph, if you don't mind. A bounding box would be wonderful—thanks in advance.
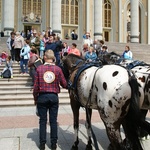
[85,67,100,150]
[86,67,100,108]
[66,57,101,150]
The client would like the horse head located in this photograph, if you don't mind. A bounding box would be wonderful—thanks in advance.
[98,52,125,65]
[61,54,85,80]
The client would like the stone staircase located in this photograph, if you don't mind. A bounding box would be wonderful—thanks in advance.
[0,62,70,107]
[0,37,150,107]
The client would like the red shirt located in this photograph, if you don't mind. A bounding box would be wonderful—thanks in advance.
[68,48,81,56]
[33,63,67,101]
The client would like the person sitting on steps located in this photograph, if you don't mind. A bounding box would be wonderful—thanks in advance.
[0,56,13,78]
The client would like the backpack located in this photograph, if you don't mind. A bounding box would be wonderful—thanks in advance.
[34,58,43,68]
[1,69,11,78]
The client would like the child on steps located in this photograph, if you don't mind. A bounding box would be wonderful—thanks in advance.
[0,56,13,78]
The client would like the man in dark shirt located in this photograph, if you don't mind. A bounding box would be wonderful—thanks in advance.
[33,50,67,150]
[45,36,57,51]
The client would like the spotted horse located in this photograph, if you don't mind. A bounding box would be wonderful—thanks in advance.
[99,52,150,140]
[61,54,150,150]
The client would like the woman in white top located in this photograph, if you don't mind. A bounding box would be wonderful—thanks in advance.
[20,39,30,74]
[122,45,133,60]
[13,31,24,62]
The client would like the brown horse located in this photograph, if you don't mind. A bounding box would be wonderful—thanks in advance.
[61,54,150,150]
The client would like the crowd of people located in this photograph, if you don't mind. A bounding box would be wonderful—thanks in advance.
[0,29,133,150]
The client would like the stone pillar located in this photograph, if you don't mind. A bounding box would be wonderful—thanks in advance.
[130,0,139,43]
[148,0,150,44]
[86,0,90,33]
[51,0,61,36]
[3,0,15,36]
[94,0,102,40]
[118,0,122,42]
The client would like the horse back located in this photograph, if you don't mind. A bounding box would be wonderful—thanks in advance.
[132,65,150,109]
[77,65,132,121]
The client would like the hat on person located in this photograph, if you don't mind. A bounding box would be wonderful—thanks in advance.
[45,50,55,61]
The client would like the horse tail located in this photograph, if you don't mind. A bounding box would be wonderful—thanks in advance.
[124,75,150,150]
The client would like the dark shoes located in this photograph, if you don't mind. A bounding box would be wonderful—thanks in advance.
[51,144,57,150]
[39,143,45,150]
[39,143,57,150]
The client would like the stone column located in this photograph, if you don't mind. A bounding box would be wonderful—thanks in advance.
[94,0,102,40]
[86,0,90,33]
[51,0,61,36]
[3,0,15,36]
[148,0,150,44]
[130,0,139,43]
[118,0,122,42]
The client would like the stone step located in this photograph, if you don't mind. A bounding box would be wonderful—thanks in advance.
[0,69,27,74]
[0,86,68,91]
[0,81,31,86]
[0,77,31,81]
[0,98,70,107]
[0,86,32,90]
[0,66,20,69]
[0,80,70,107]
[0,93,69,99]
[0,90,69,96]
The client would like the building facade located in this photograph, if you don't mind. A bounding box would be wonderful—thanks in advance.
[0,0,150,44]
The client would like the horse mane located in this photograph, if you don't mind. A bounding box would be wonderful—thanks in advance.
[108,51,121,57]
[67,54,84,60]
[98,51,121,65]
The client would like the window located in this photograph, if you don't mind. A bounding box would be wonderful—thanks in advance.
[104,0,111,27]
[22,0,41,22]
[61,0,78,25]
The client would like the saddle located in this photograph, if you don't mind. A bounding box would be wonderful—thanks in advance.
[68,62,101,90]
[126,60,148,70]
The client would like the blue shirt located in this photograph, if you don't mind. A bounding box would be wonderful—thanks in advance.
[45,42,57,52]
[85,52,97,61]
[122,50,133,60]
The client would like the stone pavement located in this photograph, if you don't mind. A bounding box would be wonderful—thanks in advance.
[0,105,150,150]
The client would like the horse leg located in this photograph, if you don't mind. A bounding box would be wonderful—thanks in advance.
[85,108,93,150]
[139,109,149,140]
[122,121,134,150]
[106,126,126,150]
[70,99,80,150]
[101,119,125,150]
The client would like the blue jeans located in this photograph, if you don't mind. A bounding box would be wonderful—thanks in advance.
[55,52,60,66]
[20,58,29,73]
[37,93,59,145]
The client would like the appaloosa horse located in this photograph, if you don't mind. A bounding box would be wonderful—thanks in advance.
[99,52,150,139]
[61,54,150,150]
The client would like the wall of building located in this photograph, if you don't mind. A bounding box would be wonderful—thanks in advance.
[0,0,149,44]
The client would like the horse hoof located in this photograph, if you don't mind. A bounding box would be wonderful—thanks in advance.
[85,144,93,150]
[71,145,78,150]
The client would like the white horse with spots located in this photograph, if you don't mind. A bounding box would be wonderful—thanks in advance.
[61,54,150,150]
[99,52,150,140]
